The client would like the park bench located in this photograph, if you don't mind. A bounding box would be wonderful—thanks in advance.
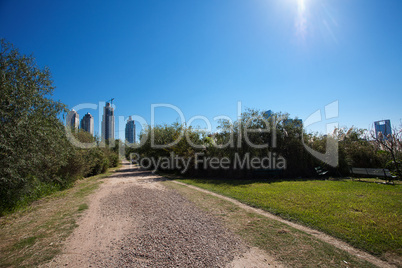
[349,167,396,179]
[315,166,329,176]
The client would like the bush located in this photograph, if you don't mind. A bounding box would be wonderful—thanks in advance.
[129,113,401,180]
[0,40,121,215]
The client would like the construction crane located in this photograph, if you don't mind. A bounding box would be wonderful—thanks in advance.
[107,98,115,106]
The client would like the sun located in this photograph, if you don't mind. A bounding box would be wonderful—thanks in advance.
[298,0,306,13]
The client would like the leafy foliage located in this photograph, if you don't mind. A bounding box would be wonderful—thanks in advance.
[1,39,68,211]
[0,40,119,215]
[127,110,401,180]
[127,109,316,177]
[371,126,402,179]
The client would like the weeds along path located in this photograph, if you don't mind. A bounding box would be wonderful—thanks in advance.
[172,181,395,268]
[43,162,278,267]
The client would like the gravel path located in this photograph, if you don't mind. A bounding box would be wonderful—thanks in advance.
[44,162,278,267]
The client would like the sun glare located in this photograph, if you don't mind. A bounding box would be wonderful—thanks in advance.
[298,0,306,12]
[295,0,308,39]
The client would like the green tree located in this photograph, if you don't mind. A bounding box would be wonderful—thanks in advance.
[371,126,402,179]
[0,39,69,211]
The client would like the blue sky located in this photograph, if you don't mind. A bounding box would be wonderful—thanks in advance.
[1,0,401,139]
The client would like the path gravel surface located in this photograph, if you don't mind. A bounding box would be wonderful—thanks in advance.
[44,162,278,267]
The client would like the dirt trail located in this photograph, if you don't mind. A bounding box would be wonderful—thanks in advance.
[43,162,278,267]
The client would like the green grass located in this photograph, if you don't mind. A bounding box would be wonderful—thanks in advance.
[74,182,101,198]
[78,203,89,211]
[176,178,402,261]
[0,169,117,268]
[164,181,377,267]
[12,236,39,250]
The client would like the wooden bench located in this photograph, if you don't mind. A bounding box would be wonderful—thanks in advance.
[315,166,329,176]
[349,167,396,179]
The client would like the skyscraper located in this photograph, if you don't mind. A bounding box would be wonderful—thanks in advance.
[102,102,115,141]
[263,110,273,119]
[67,109,79,131]
[81,112,94,135]
[125,116,136,144]
[284,118,303,128]
[374,120,392,139]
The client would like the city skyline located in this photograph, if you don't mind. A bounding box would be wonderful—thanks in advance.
[67,100,395,144]
[66,97,401,144]
[66,105,140,142]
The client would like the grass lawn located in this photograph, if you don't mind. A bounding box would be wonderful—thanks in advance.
[0,169,117,268]
[164,181,377,268]
[175,177,402,262]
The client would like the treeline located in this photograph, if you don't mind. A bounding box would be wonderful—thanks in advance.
[127,109,401,180]
[0,40,119,215]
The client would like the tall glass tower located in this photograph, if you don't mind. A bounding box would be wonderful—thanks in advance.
[125,116,135,144]
[81,112,94,135]
[374,120,391,139]
[102,102,115,141]
[67,109,79,131]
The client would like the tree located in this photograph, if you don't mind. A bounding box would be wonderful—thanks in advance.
[337,127,383,168]
[0,39,69,210]
[371,125,402,180]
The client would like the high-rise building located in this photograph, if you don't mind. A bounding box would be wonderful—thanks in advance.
[374,120,391,139]
[284,119,303,128]
[263,110,273,119]
[102,102,115,141]
[125,116,136,144]
[67,109,79,131]
[81,112,94,135]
